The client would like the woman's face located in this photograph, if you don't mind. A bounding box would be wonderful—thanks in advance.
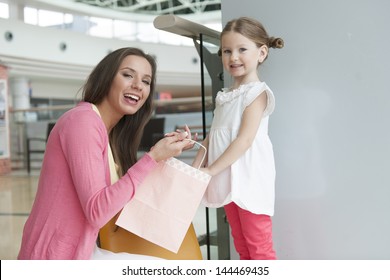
[106,55,153,118]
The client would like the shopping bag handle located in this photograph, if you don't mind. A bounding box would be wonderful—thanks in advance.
[183,139,207,170]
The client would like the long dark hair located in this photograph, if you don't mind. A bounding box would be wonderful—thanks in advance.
[82,47,157,175]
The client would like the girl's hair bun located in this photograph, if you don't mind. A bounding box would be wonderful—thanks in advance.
[269,37,284,49]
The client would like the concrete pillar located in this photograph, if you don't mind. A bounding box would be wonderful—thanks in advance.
[10,77,30,110]
[9,77,31,123]
[8,1,25,21]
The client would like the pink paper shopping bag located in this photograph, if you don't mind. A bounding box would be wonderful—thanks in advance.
[116,142,210,253]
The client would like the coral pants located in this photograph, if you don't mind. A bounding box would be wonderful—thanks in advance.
[224,202,276,260]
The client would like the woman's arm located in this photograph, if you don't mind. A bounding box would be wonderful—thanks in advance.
[204,91,267,176]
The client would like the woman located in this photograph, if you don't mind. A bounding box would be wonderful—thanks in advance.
[18,47,193,260]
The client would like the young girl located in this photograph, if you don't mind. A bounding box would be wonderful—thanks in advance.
[193,17,284,260]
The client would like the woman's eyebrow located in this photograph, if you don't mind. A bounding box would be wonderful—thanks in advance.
[120,67,152,79]
[119,67,136,72]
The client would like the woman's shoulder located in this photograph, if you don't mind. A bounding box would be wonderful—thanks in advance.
[57,102,105,132]
[60,102,98,121]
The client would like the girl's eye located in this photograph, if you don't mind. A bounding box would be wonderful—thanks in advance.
[143,80,151,85]
[223,49,231,54]
[239,48,247,53]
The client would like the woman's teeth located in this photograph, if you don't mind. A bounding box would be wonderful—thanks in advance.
[125,94,140,101]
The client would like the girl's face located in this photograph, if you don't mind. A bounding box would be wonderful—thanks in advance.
[104,55,152,121]
[220,31,268,85]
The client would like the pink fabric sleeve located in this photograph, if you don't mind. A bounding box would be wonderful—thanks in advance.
[59,110,157,228]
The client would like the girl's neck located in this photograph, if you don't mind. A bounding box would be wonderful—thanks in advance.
[231,78,260,90]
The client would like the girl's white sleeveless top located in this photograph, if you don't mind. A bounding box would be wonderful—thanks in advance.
[203,81,276,215]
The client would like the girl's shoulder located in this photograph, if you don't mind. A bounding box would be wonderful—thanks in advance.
[244,82,275,116]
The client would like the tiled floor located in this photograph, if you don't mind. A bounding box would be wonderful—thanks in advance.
[0,171,38,259]
[0,169,219,260]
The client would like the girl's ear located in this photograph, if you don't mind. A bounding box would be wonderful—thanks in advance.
[258,45,269,63]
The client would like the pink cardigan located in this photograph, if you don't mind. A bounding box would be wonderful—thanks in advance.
[18,102,157,259]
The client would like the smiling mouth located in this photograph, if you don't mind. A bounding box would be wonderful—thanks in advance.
[124,93,140,102]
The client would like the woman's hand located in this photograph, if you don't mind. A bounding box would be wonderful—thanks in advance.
[148,131,189,162]
[164,125,198,151]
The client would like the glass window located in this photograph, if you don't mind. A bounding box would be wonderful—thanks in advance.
[37,9,64,27]
[63,13,74,26]
[113,19,137,41]
[88,17,113,38]
[66,15,90,34]
[24,7,38,25]
[0,2,8,19]
[21,5,221,46]
[136,22,159,43]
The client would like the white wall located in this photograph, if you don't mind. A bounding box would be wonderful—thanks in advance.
[0,18,200,73]
[222,0,390,259]
[0,18,204,99]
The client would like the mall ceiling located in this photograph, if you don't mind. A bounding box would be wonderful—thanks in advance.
[76,0,221,16]
[7,0,221,112]
[13,0,221,22]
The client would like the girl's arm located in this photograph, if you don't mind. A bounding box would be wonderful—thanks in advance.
[204,91,267,176]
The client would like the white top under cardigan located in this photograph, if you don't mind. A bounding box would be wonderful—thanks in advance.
[202,81,276,216]
[90,104,162,260]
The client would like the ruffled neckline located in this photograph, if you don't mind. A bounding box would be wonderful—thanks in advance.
[216,81,263,105]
